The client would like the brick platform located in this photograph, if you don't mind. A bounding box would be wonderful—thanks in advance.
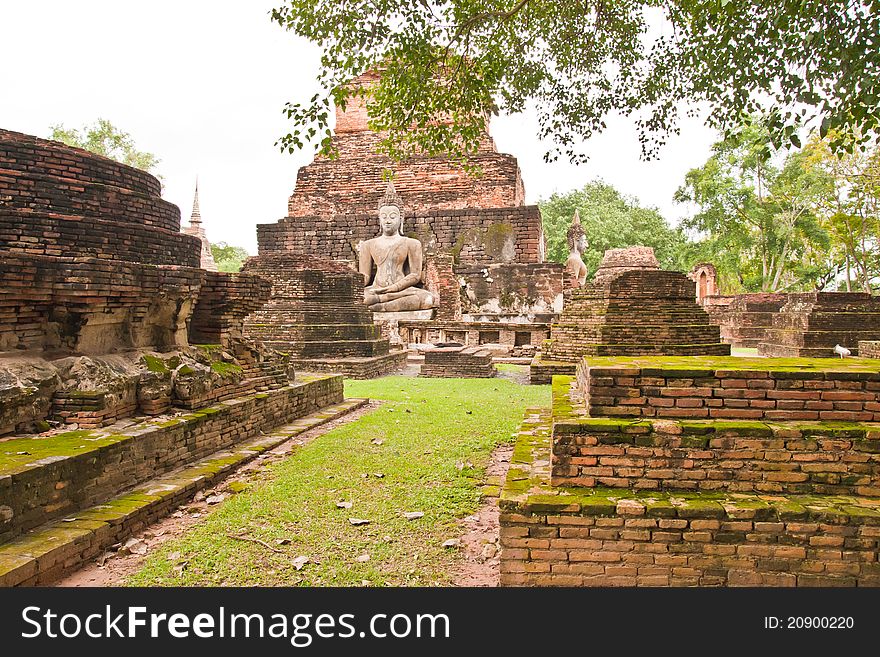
[759,292,880,357]
[0,373,343,545]
[501,355,880,586]
[399,319,550,353]
[532,258,729,384]
[258,206,544,267]
[420,346,497,378]
[544,270,729,362]
[501,414,880,587]
[576,355,880,421]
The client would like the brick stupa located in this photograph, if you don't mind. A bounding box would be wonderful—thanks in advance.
[241,255,407,378]
[531,247,729,383]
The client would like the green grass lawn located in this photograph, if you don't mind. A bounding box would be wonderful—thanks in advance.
[127,375,549,586]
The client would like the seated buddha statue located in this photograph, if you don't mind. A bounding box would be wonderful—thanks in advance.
[358,181,436,312]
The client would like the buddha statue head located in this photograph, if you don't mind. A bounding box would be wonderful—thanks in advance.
[567,209,587,254]
[378,180,404,236]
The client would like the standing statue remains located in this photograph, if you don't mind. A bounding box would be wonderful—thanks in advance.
[565,209,589,287]
[359,181,436,312]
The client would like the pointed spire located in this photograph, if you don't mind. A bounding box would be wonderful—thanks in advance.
[378,179,404,212]
[190,178,201,226]
[573,208,581,226]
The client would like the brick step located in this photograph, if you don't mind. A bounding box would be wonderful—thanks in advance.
[499,407,880,587]
[0,375,343,543]
[0,397,369,586]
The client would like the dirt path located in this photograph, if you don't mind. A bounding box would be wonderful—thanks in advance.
[451,443,512,587]
[56,401,382,587]
[57,392,513,588]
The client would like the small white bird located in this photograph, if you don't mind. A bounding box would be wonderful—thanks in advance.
[833,344,851,358]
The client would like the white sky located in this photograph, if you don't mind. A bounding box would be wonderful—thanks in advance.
[0,0,718,255]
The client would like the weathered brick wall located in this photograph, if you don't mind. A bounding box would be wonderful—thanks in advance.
[0,129,162,198]
[579,360,880,421]
[189,270,272,346]
[703,293,787,348]
[861,341,880,358]
[552,418,880,495]
[0,212,201,267]
[760,292,880,357]
[457,262,564,315]
[420,346,496,378]
[500,506,880,587]
[0,376,343,544]
[424,253,461,321]
[257,206,544,266]
[0,253,203,352]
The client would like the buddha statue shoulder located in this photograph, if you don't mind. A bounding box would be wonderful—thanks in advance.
[358,181,436,312]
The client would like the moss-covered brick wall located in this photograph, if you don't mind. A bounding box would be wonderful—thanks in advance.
[552,416,880,496]
[0,375,343,544]
[578,356,880,421]
[500,406,880,586]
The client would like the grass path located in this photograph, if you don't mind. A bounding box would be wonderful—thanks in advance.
[128,375,548,586]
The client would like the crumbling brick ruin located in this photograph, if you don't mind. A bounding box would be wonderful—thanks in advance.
[254,71,564,354]
[241,254,407,378]
[501,356,880,586]
[702,293,787,348]
[419,345,497,378]
[531,247,729,383]
[758,292,880,357]
[0,129,345,585]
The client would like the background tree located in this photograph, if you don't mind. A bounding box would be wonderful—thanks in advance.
[540,180,688,273]
[675,119,833,293]
[50,119,161,175]
[271,1,880,164]
[806,135,880,292]
[210,242,250,273]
